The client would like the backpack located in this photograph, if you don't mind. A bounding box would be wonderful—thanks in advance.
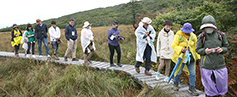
[200,31,223,47]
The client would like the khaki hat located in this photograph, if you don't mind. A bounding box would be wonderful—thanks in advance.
[141,17,152,24]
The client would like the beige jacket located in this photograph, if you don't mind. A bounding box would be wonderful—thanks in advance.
[156,28,174,59]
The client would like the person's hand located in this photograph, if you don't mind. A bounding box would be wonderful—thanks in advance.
[145,41,148,44]
[181,47,186,53]
[90,39,94,42]
[15,34,19,36]
[216,47,223,53]
[145,31,149,36]
[205,48,212,55]
[115,35,118,38]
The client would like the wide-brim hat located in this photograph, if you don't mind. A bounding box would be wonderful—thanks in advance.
[181,23,194,33]
[83,21,91,28]
[12,24,19,29]
[141,17,152,24]
[200,23,217,30]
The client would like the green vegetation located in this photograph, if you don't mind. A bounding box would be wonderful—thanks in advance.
[0,58,174,97]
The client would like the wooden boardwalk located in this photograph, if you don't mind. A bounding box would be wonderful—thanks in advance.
[0,51,205,97]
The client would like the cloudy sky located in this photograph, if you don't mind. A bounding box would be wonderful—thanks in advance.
[0,0,131,28]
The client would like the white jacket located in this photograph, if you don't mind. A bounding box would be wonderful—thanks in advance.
[81,27,96,53]
[135,22,157,63]
[156,28,174,59]
[49,26,61,41]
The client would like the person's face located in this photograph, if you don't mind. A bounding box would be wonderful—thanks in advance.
[28,27,32,30]
[14,27,18,30]
[37,21,41,25]
[165,25,172,31]
[52,24,56,28]
[185,33,190,36]
[86,25,90,29]
[69,21,74,26]
[112,24,118,28]
[143,22,149,28]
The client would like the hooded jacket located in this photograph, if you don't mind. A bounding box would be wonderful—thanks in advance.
[196,15,229,70]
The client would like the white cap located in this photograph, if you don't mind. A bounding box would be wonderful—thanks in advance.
[83,21,91,28]
[141,17,152,24]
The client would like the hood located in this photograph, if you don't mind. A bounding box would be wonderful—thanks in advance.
[200,15,217,30]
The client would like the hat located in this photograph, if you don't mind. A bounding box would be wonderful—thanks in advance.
[164,20,173,26]
[83,21,91,28]
[113,21,118,25]
[200,15,217,30]
[181,23,194,33]
[12,24,19,29]
[36,19,41,23]
[51,21,56,24]
[69,18,75,21]
[141,17,152,24]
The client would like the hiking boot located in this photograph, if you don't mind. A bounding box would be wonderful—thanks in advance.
[145,70,152,76]
[72,58,79,61]
[64,56,68,61]
[188,86,199,96]
[173,83,179,91]
[110,64,116,67]
[135,66,140,73]
[117,63,123,67]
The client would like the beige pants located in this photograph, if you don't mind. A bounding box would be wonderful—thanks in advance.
[158,58,171,77]
[64,39,77,58]
[84,44,94,63]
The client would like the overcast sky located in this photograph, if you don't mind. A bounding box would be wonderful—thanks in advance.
[0,0,131,28]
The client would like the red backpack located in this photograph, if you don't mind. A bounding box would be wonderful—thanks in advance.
[200,31,223,47]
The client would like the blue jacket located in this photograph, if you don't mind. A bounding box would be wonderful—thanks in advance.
[107,28,122,46]
[65,24,77,40]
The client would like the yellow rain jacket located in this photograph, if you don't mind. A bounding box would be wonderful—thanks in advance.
[11,30,22,47]
[171,30,200,76]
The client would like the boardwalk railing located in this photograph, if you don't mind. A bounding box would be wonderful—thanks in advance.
[0,51,205,97]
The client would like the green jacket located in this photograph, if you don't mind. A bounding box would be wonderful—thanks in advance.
[196,15,229,70]
[25,30,35,42]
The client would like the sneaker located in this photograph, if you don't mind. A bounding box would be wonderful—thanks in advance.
[117,63,123,67]
[173,83,179,91]
[155,74,160,80]
[39,55,43,58]
[164,77,169,82]
[145,70,152,76]
[72,58,79,61]
[64,56,68,61]
[135,66,140,73]
[32,55,36,58]
[47,55,51,58]
[188,86,199,96]
[26,54,30,57]
[110,64,116,67]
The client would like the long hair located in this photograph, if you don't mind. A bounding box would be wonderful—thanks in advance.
[26,23,33,31]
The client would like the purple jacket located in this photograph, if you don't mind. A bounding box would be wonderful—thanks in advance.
[107,28,122,46]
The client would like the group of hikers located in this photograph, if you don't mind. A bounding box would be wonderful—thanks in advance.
[10,15,228,97]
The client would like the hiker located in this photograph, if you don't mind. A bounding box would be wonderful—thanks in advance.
[171,23,200,96]
[34,19,50,57]
[81,21,96,65]
[64,18,79,61]
[134,17,157,76]
[196,15,229,97]
[107,21,124,67]
[49,21,61,60]
[21,26,29,56]
[25,24,35,58]
[11,24,22,57]
[156,20,174,81]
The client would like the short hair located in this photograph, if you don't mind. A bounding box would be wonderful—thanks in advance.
[36,19,41,23]
[26,23,33,31]
[69,18,75,21]
[51,21,56,24]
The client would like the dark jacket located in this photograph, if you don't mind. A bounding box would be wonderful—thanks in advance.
[65,24,78,40]
[34,23,48,39]
[196,15,229,70]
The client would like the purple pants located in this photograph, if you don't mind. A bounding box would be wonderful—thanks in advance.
[200,67,228,96]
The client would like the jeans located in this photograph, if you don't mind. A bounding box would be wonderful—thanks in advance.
[173,62,196,87]
[135,44,152,71]
[51,41,58,56]
[37,37,50,55]
[14,45,20,54]
[108,44,121,64]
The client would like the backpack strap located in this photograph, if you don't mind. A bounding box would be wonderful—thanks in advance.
[201,32,206,47]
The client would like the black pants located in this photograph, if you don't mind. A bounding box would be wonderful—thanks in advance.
[135,44,152,71]
[108,44,121,64]
[27,42,35,54]
[14,45,20,54]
